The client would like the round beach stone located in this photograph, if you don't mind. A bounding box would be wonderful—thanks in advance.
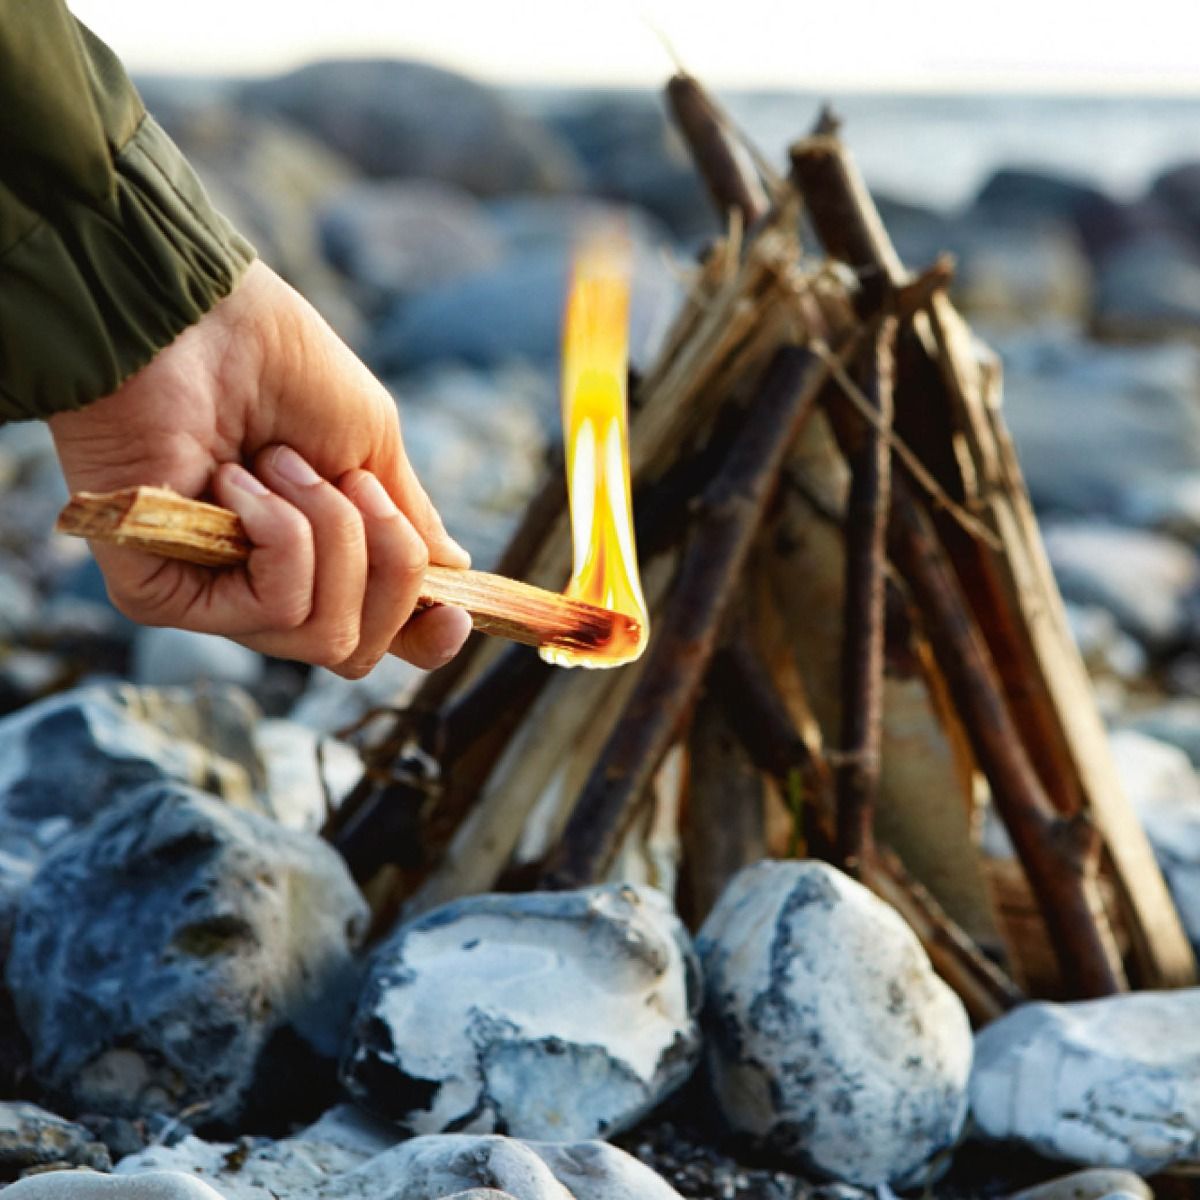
[696,859,972,1186]
[2,1172,224,1200]
[0,1102,110,1179]
[6,781,368,1128]
[971,990,1200,1172]
[341,885,701,1141]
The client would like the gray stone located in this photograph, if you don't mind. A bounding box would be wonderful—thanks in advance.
[341,885,701,1141]
[1042,520,1200,650]
[1063,603,1147,685]
[0,561,38,642]
[255,719,363,833]
[971,990,1200,1172]
[131,628,264,691]
[485,195,672,258]
[320,180,504,300]
[241,60,579,196]
[998,331,1200,518]
[0,1102,110,1178]
[0,681,267,829]
[392,364,549,567]
[2,1172,225,1200]
[1108,729,1200,954]
[116,1130,684,1200]
[289,656,421,735]
[541,92,713,240]
[1007,1166,1152,1200]
[1092,229,1200,341]
[696,859,972,1186]
[970,167,1111,232]
[369,244,680,376]
[6,781,368,1127]
[1117,698,1200,765]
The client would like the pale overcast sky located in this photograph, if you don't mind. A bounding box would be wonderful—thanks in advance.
[69,0,1200,91]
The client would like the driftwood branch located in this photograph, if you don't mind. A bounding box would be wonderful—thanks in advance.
[836,313,896,876]
[888,482,1125,996]
[539,346,827,888]
[57,487,633,656]
[666,72,770,226]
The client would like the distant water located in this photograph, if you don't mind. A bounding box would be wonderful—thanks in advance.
[723,91,1200,211]
[524,87,1200,213]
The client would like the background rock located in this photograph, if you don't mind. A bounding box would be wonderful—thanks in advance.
[6,782,368,1130]
[0,1102,110,1180]
[971,990,1200,1172]
[320,180,504,305]
[997,332,1200,518]
[131,629,264,691]
[696,859,972,1187]
[241,60,580,196]
[341,885,701,1141]
[1041,520,1200,650]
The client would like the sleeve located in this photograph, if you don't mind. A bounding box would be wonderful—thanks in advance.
[0,3,256,421]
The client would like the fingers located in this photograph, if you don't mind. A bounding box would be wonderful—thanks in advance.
[390,604,473,671]
[97,448,470,676]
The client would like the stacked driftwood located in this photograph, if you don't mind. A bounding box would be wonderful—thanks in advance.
[324,76,1197,1019]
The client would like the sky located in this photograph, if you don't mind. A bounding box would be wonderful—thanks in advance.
[69,0,1200,92]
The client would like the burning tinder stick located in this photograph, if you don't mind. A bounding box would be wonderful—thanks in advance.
[56,486,638,657]
[542,230,649,669]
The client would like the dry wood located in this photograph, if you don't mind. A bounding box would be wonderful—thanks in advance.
[57,486,634,657]
[836,313,896,875]
[666,72,770,226]
[715,599,1022,1021]
[792,122,1194,990]
[540,345,827,888]
[888,478,1126,996]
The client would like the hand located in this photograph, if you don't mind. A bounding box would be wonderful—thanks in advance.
[48,260,473,676]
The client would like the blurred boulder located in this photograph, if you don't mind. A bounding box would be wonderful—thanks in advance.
[241,60,580,196]
[971,166,1111,233]
[369,244,680,376]
[1042,520,1200,651]
[997,330,1200,517]
[543,92,713,241]
[1149,160,1200,241]
[319,180,504,304]
[6,782,368,1129]
[1091,224,1200,341]
[341,885,700,1141]
[696,860,971,1187]
[131,628,264,691]
[145,96,365,343]
[391,363,550,567]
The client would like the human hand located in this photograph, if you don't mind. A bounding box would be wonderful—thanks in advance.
[48,260,472,676]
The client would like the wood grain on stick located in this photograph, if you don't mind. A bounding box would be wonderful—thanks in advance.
[56,486,633,656]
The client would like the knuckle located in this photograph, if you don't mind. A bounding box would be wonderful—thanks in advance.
[264,588,311,631]
[315,623,361,668]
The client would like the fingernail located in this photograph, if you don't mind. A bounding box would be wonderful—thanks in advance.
[226,464,270,497]
[272,445,322,487]
[354,474,398,520]
[440,533,472,569]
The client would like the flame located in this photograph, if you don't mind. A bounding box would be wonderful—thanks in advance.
[540,232,649,669]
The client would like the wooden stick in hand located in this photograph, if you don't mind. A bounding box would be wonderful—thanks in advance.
[57,487,636,656]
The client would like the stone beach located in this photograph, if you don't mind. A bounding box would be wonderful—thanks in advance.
[4,59,1200,1200]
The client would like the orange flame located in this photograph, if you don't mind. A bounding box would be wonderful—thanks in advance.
[540,232,649,669]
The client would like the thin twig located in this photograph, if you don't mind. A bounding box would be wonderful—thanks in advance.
[836,314,896,876]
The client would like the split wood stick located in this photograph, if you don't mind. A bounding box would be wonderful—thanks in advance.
[56,486,634,657]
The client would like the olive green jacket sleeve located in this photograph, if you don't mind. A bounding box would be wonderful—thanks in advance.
[0,3,255,421]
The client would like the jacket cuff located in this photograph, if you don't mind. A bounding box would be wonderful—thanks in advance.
[0,114,255,421]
